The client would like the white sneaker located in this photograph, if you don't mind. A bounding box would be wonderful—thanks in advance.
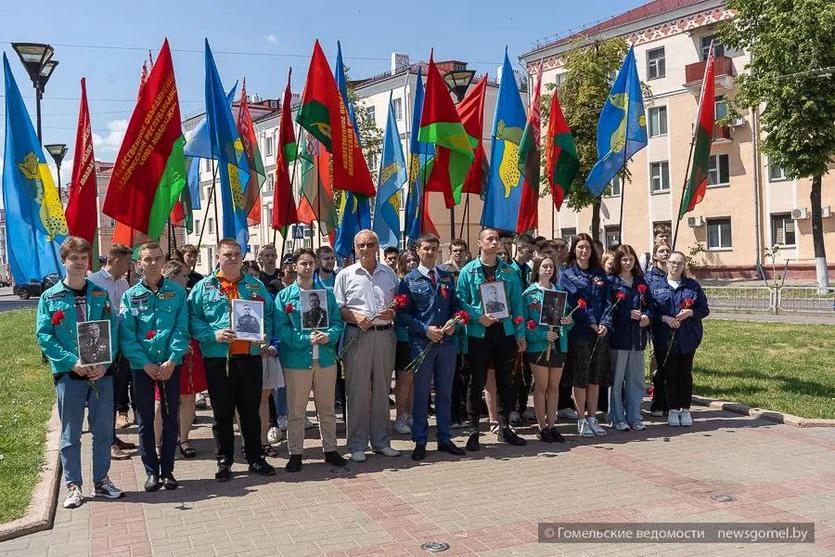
[578,419,594,437]
[373,446,400,457]
[393,416,411,434]
[587,417,607,436]
[63,484,83,509]
[668,409,681,427]
[92,477,124,499]
[631,421,646,431]
[303,416,316,430]
[267,426,284,445]
[509,411,522,425]
[558,408,579,420]
[276,415,288,431]
[679,410,693,427]
[350,451,366,462]
[613,422,630,432]
[489,422,500,434]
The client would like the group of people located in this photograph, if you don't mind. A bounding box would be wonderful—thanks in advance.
[36,223,709,510]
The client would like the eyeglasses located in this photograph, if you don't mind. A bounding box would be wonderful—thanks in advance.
[357,242,378,248]
[667,260,685,266]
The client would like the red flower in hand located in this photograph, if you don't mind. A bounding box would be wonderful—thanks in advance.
[681,298,695,309]
[51,310,65,326]
[439,286,449,299]
[526,319,537,330]
[284,303,295,314]
[454,310,470,325]
[251,293,263,302]
[615,291,626,301]
[637,284,648,295]
[393,294,408,309]
[577,298,587,309]
[513,316,523,325]
[146,329,157,340]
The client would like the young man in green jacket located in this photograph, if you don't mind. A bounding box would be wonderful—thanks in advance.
[456,228,527,451]
[36,236,124,509]
[119,242,189,491]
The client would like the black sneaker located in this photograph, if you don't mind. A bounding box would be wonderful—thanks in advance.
[498,425,527,446]
[537,428,554,443]
[437,441,466,456]
[215,463,232,482]
[465,430,480,452]
[549,426,566,443]
[249,459,276,476]
[324,451,346,467]
[411,443,426,461]
[285,455,302,473]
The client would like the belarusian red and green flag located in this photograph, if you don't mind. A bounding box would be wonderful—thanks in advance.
[296,40,375,197]
[272,68,300,230]
[237,78,266,225]
[296,130,338,235]
[103,39,186,241]
[544,85,578,212]
[516,62,543,234]
[679,42,716,219]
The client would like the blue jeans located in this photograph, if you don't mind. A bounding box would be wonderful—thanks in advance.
[411,340,457,445]
[55,374,114,487]
[274,386,287,417]
[133,367,181,476]
[609,349,645,425]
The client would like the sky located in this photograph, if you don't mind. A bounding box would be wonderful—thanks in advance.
[0,0,646,181]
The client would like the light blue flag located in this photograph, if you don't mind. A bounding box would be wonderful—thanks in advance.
[2,54,67,284]
[372,94,407,248]
[404,68,435,245]
[183,81,237,160]
[204,39,251,256]
[481,48,526,232]
[333,41,371,258]
[585,47,647,196]
[185,156,201,211]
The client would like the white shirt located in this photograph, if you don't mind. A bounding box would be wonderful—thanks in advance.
[88,267,129,307]
[417,264,439,279]
[334,260,399,325]
[667,278,680,290]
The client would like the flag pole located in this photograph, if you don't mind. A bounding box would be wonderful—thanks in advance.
[458,194,469,241]
[211,159,220,242]
[617,170,626,245]
[672,134,697,251]
[277,133,302,255]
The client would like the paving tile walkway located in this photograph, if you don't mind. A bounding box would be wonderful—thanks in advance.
[2,402,835,556]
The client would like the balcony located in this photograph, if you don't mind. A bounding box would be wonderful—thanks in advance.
[713,125,731,143]
[685,55,735,93]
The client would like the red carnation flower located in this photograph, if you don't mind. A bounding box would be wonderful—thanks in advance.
[513,316,523,325]
[440,286,449,299]
[526,319,537,330]
[616,291,626,301]
[577,298,587,309]
[284,303,294,314]
[51,310,65,326]
[393,294,408,309]
[637,284,648,295]
[454,310,470,325]
[681,298,695,309]
[251,293,263,302]
[146,329,157,340]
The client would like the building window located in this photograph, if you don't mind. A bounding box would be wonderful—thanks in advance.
[768,164,787,182]
[650,161,670,193]
[266,173,275,193]
[195,219,200,233]
[707,218,732,249]
[708,154,730,186]
[701,36,725,60]
[648,106,668,137]
[606,174,622,197]
[365,106,376,127]
[264,135,274,157]
[647,47,666,80]
[207,247,214,268]
[265,208,272,225]
[204,158,211,172]
[771,213,796,246]
[392,98,403,121]
[715,95,728,121]
[554,72,566,87]
[208,218,214,234]
[604,226,621,249]
[561,227,577,244]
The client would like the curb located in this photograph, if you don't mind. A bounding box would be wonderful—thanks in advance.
[692,395,835,428]
[0,404,62,542]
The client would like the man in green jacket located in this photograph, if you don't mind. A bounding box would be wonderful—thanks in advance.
[36,236,124,509]
[119,242,189,492]
[456,228,527,451]
[188,238,276,481]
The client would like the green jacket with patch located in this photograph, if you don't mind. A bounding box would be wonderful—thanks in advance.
[119,278,189,369]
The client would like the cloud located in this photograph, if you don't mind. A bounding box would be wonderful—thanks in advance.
[92,119,129,156]
[263,34,278,45]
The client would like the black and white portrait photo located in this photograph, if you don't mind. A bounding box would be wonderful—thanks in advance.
[480,282,509,319]
[77,320,112,366]
[300,289,329,330]
[232,299,264,341]
[540,290,567,327]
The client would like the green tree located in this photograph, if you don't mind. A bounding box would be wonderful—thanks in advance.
[720,0,835,292]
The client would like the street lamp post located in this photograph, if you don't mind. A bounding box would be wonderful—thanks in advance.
[442,68,475,243]
[45,144,69,203]
[11,43,58,143]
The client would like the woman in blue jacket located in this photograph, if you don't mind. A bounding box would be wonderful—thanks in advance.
[607,245,652,432]
[559,233,613,438]
[523,256,573,443]
[646,240,671,416]
[649,251,710,427]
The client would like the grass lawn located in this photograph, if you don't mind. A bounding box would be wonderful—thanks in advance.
[0,309,55,524]
[693,320,835,419]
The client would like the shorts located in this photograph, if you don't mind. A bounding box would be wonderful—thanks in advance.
[262,355,282,391]
[564,338,609,388]
[395,341,412,373]
[526,350,566,368]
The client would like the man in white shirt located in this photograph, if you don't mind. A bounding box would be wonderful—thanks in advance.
[88,243,135,460]
[334,230,400,462]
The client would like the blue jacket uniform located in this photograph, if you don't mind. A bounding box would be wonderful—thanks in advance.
[456,258,525,340]
[645,265,666,287]
[649,276,710,354]
[119,278,190,370]
[397,267,463,346]
[36,280,119,374]
[607,274,653,351]
[558,264,613,343]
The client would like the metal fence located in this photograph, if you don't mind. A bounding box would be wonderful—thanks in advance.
[703,286,834,314]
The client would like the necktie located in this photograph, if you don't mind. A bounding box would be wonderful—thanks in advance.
[428,269,437,288]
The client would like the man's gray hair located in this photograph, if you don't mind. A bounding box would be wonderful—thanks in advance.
[354,229,379,247]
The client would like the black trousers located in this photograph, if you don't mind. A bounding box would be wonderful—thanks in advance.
[450,353,469,424]
[650,343,668,412]
[514,360,533,413]
[204,355,263,465]
[663,350,695,410]
[466,326,517,428]
[114,354,135,413]
[133,366,181,476]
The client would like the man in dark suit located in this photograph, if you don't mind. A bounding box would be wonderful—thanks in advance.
[302,292,328,329]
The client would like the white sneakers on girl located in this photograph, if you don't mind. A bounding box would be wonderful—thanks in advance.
[668,409,681,427]
[679,410,693,426]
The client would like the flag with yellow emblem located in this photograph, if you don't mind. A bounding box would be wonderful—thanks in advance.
[372,94,407,248]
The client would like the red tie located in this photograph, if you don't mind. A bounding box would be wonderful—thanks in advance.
[428,269,437,287]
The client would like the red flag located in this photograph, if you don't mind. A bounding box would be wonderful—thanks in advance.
[544,87,578,212]
[272,68,300,229]
[516,62,543,234]
[296,40,375,197]
[237,79,264,226]
[65,78,97,249]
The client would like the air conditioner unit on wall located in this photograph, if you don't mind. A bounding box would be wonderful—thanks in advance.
[822,206,832,218]
[687,216,705,227]
[791,208,809,220]
[729,116,745,127]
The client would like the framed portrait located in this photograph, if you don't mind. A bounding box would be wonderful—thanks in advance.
[77,320,113,366]
[299,289,329,330]
[231,299,264,341]
[540,290,567,327]
[479,281,509,319]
